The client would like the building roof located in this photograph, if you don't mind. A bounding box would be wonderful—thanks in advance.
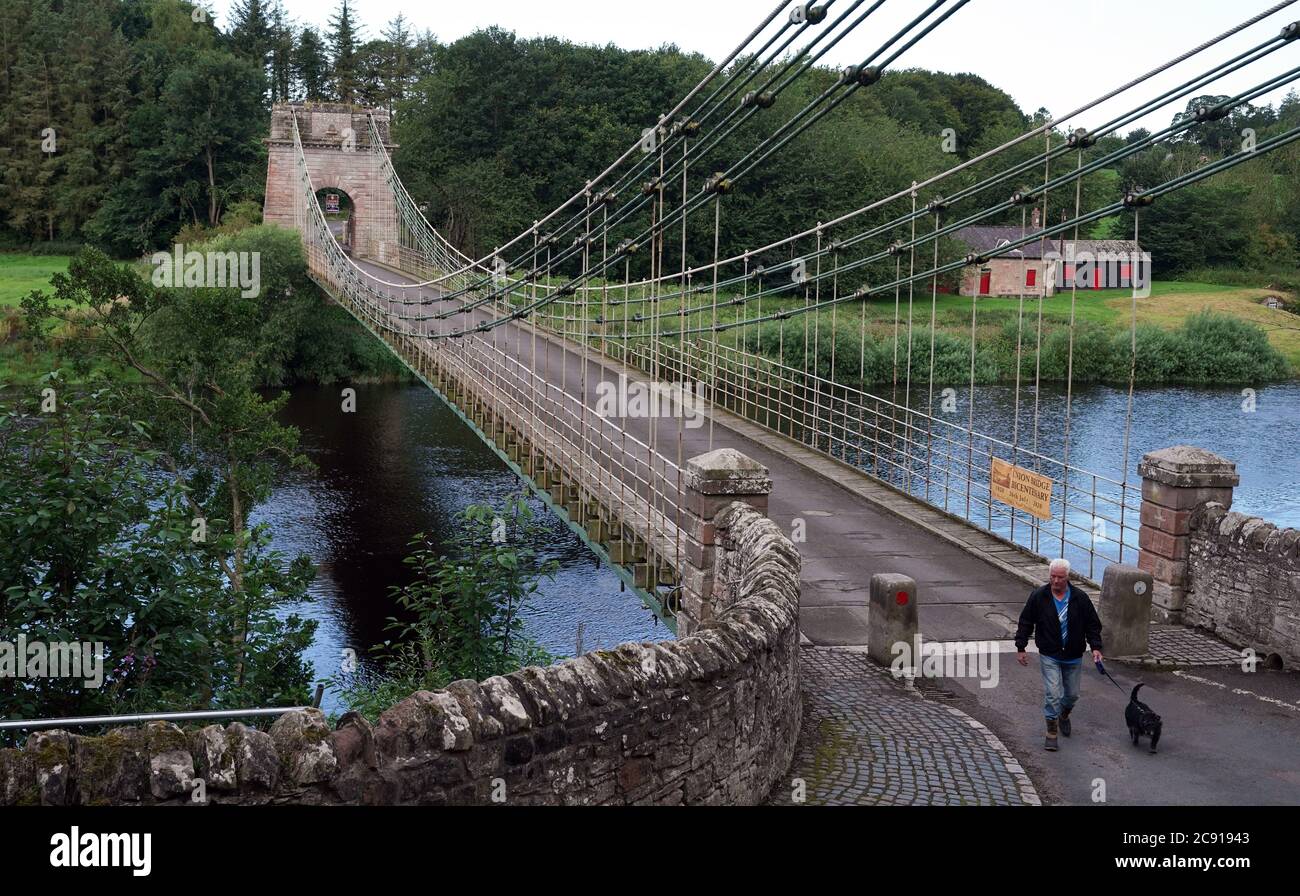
[954,226,1140,260]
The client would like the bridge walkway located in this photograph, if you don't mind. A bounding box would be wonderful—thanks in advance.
[349,260,1300,808]
[356,259,1050,645]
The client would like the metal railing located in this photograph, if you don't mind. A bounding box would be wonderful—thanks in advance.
[291,116,689,620]
[0,706,311,733]
[542,295,1141,581]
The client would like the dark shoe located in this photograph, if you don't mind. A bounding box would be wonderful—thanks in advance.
[1044,718,1059,751]
[1059,712,1072,737]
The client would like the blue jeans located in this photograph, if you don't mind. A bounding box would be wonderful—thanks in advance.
[1040,657,1081,720]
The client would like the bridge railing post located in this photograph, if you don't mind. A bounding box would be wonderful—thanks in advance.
[1137,446,1239,624]
[680,448,773,636]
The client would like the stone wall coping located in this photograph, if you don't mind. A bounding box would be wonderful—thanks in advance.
[1138,446,1240,488]
[1191,502,1300,557]
[0,503,801,807]
[684,448,773,496]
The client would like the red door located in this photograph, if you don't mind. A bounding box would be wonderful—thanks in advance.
[1094,263,1101,290]
[979,270,991,295]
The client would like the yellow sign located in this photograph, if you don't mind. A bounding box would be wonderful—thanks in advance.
[990,458,1054,520]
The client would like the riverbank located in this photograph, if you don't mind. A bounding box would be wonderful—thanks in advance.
[0,250,410,387]
[5,251,1297,387]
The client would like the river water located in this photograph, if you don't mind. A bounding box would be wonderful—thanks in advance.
[259,380,1297,712]
[253,384,668,713]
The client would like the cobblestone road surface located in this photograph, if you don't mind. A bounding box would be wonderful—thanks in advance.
[770,647,1040,806]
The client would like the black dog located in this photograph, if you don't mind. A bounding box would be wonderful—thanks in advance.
[1125,683,1162,753]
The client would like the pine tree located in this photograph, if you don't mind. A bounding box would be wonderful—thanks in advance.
[268,0,293,103]
[294,26,329,101]
[229,0,271,67]
[327,0,361,104]
[381,14,413,115]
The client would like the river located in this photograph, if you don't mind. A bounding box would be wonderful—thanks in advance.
[254,384,668,714]
[259,379,1297,713]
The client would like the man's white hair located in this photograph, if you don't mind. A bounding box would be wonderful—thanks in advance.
[1049,558,1071,574]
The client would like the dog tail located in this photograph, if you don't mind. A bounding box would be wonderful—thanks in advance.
[1129,683,1145,702]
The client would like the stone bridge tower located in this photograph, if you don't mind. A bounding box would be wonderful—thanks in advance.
[263,103,400,263]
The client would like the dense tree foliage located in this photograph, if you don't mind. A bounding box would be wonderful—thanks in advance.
[4,0,1297,287]
[3,242,333,723]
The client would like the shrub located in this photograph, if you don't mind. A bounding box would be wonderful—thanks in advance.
[1173,310,1290,382]
[329,497,557,721]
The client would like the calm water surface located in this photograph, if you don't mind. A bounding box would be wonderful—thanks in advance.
[254,384,667,713]
[260,379,1297,711]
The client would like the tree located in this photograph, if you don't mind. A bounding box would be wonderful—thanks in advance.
[267,0,294,103]
[228,0,272,71]
[1,345,318,725]
[380,14,414,115]
[294,26,330,100]
[327,0,361,103]
[22,244,320,701]
[1126,181,1252,275]
[150,49,266,227]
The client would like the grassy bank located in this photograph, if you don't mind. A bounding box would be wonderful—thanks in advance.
[0,253,72,306]
[538,278,1297,384]
[2,249,408,387]
[1,254,73,384]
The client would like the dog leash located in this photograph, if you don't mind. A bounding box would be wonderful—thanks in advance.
[1095,660,1128,693]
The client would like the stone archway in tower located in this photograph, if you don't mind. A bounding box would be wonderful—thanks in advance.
[263,103,398,263]
[315,186,358,254]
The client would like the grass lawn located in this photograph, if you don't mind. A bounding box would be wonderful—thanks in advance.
[2,253,80,385]
[1122,283,1300,371]
[0,253,71,307]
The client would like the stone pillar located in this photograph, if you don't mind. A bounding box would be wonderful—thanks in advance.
[680,448,772,635]
[1100,564,1154,657]
[867,573,918,671]
[1137,446,1239,623]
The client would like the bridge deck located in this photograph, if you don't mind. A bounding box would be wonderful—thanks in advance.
[358,259,1063,646]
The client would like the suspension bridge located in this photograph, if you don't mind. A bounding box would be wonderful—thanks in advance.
[264,0,1300,653]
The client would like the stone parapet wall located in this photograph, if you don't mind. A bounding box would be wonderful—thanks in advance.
[1184,502,1300,668]
[0,502,801,806]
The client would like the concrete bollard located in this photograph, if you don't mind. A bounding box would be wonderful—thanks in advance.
[1101,563,1154,658]
[868,573,919,669]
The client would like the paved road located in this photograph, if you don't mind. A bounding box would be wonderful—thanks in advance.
[943,649,1300,805]
[350,259,1300,806]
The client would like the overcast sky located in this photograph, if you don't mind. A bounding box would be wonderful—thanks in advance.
[209,0,1300,135]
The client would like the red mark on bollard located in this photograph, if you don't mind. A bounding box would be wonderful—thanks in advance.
[896,591,909,606]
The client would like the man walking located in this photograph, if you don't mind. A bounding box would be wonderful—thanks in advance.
[1015,559,1103,751]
